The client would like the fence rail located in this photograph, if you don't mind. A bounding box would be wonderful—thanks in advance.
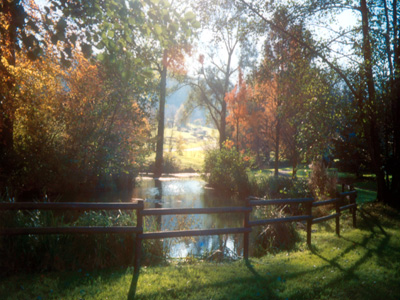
[0,188,357,273]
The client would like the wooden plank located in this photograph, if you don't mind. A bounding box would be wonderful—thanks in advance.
[340,203,357,211]
[339,191,357,197]
[312,213,340,224]
[243,198,251,260]
[142,206,251,216]
[306,202,312,245]
[139,227,251,240]
[249,198,314,206]
[0,201,144,211]
[249,215,313,227]
[313,198,340,207]
[0,226,142,235]
[134,202,144,274]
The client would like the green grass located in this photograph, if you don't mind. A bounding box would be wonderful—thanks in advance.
[251,167,378,204]
[2,203,399,299]
[174,150,205,171]
[147,125,218,172]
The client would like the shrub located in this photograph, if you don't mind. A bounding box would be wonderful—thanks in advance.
[203,142,250,197]
[309,160,338,200]
[249,175,304,199]
[163,152,181,174]
[0,202,164,274]
[252,205,299,256]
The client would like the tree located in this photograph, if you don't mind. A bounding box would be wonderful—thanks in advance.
[149,2,199,178]
[225,69,252,150]
[239,0,400,205]
[2,35,151,196]
[249,6,341,177]
[183,0,255,149]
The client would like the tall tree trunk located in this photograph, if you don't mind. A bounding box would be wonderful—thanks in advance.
[219,100,227,148]
[360,0,387,202]
[274,119,280,177]
[236,118,240,150]
[154,50,168,178]
[219,49,234,149]
[292,151,297,180]
[0,1,17,191]
[390,0,400,205]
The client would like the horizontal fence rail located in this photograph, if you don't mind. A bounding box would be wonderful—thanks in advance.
[312,213,340,224]
[1,226,142,235]
[248,197,314,206]
[140,227,251,240]
[142,206,251,216]
[1,187,357,273]
[0,201,144,211]
[248,215,313,227]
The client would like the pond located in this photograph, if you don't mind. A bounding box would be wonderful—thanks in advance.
[131,175,245,259]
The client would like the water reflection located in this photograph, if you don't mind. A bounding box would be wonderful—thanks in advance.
[132,176,244,259]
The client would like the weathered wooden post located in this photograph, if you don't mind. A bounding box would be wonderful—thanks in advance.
[351,187,357,228]
[335,198,340,236]
[243,197,250,260]
[134,200,144,274]
[306,201,312,246]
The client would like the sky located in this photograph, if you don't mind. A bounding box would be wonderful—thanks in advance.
[33,0,359,75]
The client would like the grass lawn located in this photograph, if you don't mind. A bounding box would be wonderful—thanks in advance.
[2,203,399,300]
[146,125,218,172]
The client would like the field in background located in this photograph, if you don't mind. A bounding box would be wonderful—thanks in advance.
[147,124,218,171]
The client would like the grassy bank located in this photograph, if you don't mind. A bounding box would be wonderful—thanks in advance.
[2,203,399,300]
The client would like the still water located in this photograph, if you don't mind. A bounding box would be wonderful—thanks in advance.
[131,175,244,259]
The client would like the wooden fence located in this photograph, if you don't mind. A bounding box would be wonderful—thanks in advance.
[0,190,357,273]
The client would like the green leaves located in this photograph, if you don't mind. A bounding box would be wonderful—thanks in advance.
[184,11,196,22]
[81,43,92,59]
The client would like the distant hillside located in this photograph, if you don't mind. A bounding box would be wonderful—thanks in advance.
[166,79,207,127]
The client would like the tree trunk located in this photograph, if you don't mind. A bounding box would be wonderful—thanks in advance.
[154,51,168,178]
[292,152,297,180]
[390,0,400,206]
[219,100,227,149]
[274,119,280,177]
[219,48,234,150]
[360,0,386,202]
[236,118,240,150]
[0,1,17,191]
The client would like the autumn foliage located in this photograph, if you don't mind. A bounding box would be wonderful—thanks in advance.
[0,12,150,197]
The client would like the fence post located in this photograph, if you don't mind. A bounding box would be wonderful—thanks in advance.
[335,198,340,236]
[243,197,250,260]
[306,201,312,246]
[134,200,144,274]
[351,187,357,228]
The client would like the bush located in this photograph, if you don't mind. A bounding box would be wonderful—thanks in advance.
[249,175,310,199]
[203,142,250,197]
[309,160,338,200]
[163,152,181,174]
[252,205,300,256]
[0,202,164,275]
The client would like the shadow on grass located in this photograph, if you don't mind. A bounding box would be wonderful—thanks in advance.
[0,267,132,300]
[128,270,140,300]
[293,209,395,299]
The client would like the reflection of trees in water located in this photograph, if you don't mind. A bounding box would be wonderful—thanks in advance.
[140,178,246,259]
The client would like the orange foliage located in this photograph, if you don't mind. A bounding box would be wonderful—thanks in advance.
[165,43,193,76]
[225,69,253,149]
